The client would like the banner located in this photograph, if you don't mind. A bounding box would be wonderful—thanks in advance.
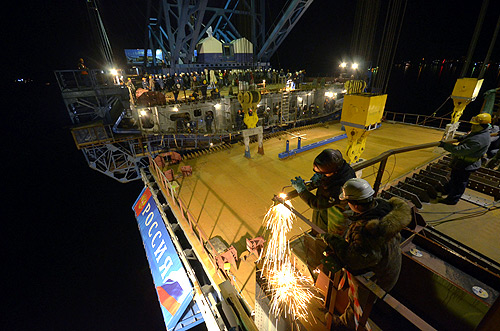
[133,187,193,330]
[125,49,163,65]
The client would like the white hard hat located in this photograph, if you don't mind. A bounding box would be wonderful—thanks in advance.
[339,178,375,201]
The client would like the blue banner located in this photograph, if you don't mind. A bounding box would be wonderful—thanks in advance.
[133,187,193,330]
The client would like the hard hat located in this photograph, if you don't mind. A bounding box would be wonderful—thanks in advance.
[313,149,344,174]
[339,178,375,201]
[470,113,491,125]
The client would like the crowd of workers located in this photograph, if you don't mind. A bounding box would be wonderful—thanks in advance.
[289,111,497,329]
[127,68,306,103]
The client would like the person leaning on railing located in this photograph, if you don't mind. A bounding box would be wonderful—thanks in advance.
[321,178,412,330]
[290,149,356,232]
[438,113,492,205]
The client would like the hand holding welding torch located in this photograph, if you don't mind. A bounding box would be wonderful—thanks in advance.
[290,176,307,193]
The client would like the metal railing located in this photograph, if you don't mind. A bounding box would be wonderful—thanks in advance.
[274,135,464,330]
[54,69,124,92]
[383,110,471,130]
[147,153,233,285]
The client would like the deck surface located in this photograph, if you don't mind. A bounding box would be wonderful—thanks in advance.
[164,121,499,326]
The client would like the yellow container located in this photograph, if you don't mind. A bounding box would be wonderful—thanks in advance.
[341,94,387,127]
[451,78,483,99]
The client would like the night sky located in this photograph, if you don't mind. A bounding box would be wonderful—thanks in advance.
[3,1,500,330]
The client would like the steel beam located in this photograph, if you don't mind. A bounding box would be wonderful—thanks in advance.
[257,0,314,61]
[146,0,265,68]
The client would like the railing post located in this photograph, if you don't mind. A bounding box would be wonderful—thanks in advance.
[373,157,388,195]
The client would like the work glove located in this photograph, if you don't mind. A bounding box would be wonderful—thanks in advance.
[321,254,343,274]
[291,176,307,194]
[321,233,349,253]
[454,134,466,142]
[310,173,324,186]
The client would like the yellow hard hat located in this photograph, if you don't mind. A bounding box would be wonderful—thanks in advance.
[470,113,491,125]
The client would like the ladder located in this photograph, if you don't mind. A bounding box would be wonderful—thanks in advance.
[280,89,290,125]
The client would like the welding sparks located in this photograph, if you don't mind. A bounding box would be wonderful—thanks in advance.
[266,258,314,320]
[261,199,315,323]
[261,201,295,271]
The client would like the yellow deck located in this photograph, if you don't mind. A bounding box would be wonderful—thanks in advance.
[157,121,499,325]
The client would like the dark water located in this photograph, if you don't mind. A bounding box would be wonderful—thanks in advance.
[386,62,500,121]
[4,64,499,330]
[4,83,161,330]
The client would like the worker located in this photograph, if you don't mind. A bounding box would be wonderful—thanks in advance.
[205,111,214,133]
[77,58,89,86]
[438,113,491,205]
[322,178,411,329]
[236,109,244,131]
[172,83,180,103]
[148,75,155,91]
[486,118,499,159]
[77,58,88,74]
[290,149,356,232]
[200,79,208,99]
[125,78,136,104]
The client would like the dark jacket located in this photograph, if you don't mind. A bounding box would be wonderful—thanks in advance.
[488,125,499,157]
[443,127,491,171]
[298,161,356,231]
[325,197,411,291]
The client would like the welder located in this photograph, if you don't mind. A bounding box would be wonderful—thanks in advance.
[290,149,356,232]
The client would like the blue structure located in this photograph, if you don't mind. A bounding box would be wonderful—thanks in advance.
[278,133,348,159]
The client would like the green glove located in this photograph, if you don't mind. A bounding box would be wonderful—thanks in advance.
[291,176,307,193]
[310,173,323,186]
[321,254,343,274]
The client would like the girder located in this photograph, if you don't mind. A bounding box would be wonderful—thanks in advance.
[145,0,313,67]
[145,0,265,68]
[54,70,130,125]
[257,0,314,62]
[83,143,143,183]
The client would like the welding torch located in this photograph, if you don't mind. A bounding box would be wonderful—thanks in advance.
[278,180,316,200]
[272,180,325,235]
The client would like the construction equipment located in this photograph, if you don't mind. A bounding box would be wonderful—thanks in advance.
[442,78,484,140]
[340,93,387,163]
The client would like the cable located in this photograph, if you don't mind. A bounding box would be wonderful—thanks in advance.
[430,206,498,226]
[427,202,499,226]
[414,96,452,126]
[375,154,397,191]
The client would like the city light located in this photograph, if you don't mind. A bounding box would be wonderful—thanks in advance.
[340,62,347,68]
[352,63,359,70]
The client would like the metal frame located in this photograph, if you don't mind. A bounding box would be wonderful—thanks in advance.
[145,0,314,68]
[257,0,314,62]
[146,0,266,68]
[54,70,129,125]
